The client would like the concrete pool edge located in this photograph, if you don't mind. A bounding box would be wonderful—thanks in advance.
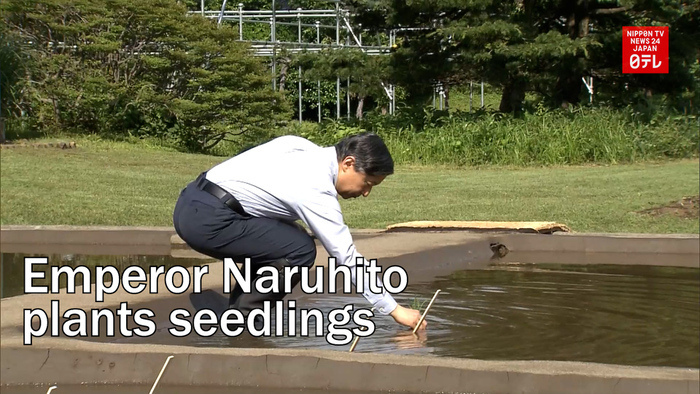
[1,340,698,394]
[1,225,699,257]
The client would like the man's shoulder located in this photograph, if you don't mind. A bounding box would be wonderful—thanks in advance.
[236,135,318,157]
[270,135,320,150]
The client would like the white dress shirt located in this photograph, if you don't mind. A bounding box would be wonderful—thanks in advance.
[206,135,399,315]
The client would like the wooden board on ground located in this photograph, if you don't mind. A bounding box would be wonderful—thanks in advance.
[385,221,571,234]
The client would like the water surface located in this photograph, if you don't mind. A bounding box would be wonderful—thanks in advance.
[149,263,699,368]
[3,253,698,368]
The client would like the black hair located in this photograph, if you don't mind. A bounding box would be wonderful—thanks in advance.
[334,132,394,176]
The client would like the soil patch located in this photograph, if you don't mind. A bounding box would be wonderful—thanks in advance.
[638,196,699,219]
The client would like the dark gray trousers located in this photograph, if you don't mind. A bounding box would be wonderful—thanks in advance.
[173,173,316,316]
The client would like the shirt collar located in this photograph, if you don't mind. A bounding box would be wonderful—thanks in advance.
[325,146,338,187]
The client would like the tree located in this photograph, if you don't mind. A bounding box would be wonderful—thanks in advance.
[585,0,699,110]
[292,47,392,118]
[0,26,25,120]
[348,0,699,113]
[164,24,291,151]
[2,0,290,151]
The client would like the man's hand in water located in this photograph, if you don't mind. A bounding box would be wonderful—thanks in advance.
[392,330,428,350]
[390,305,427,331]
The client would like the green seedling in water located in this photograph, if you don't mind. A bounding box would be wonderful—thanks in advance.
[410,296,428,312]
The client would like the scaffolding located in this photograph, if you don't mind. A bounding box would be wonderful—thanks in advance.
[194,1,396,121]
[194,1,487,121]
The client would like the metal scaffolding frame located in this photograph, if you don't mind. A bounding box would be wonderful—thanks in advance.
[193,2,487,120]
[193,1,397,121]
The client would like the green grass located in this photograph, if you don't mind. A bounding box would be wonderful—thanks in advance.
[343,162,699,233]
[1,136,698,233]
[448,83,508,112]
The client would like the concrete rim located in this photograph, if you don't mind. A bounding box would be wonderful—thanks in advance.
[2,338,698,394]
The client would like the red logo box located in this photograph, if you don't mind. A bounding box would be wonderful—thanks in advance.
[622,26,669,74]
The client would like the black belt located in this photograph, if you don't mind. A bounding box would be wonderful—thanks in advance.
[196,172,248,216]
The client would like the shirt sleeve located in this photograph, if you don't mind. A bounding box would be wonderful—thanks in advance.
[291,190,399,315]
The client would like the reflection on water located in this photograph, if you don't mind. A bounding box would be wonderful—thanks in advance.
[2,253,698,368]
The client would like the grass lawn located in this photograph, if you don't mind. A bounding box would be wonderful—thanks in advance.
[1,137,698,234]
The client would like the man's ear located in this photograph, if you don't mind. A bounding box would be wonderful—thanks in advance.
[341,156,356,171]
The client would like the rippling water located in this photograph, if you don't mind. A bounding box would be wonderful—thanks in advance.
[187,264,699,368]
[407,264,700,368]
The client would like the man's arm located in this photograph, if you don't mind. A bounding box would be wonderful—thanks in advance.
[293,190,397,314]
[292,191,426,330]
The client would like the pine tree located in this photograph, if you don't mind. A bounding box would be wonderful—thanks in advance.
[348,0,698,113]
[2,0,290,151]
